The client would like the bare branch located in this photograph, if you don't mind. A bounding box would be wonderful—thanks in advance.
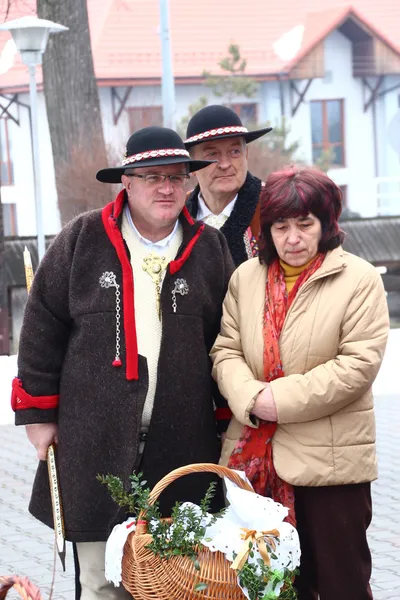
[2,0,35,22]
[4,0,12,21]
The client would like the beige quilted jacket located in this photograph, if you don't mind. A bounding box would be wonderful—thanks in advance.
[211,247,389,486]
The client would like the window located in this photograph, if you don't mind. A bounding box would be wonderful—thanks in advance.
[311,100,345,167]
[0,118,14,185]
[230,103,258,125]
[2,202,18,236]
[127,106,163,132]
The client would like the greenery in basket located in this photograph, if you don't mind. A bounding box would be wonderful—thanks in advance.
[235,541,299,600]
[97,471,224,586]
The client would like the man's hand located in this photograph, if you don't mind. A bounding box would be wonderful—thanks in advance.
[26,423,58,461]
[251,385,278,422]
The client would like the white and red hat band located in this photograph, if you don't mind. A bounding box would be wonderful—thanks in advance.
[184,125,248,145]
[122,148,190,166]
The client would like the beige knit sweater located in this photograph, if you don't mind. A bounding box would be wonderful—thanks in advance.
[122,210,183,426]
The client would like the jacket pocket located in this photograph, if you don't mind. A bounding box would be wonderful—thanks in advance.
[280,417,332,447]
[331,408,376,447]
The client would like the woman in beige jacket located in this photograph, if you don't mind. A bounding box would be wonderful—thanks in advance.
[211,166,389,600]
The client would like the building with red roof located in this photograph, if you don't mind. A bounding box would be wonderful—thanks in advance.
[1,0,400,237]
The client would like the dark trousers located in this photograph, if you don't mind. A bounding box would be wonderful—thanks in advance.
[294,482,373,600]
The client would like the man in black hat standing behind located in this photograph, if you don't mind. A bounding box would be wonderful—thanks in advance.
[12,127,234,599]
[185,105,272,266]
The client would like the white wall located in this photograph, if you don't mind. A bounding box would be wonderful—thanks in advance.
[1,91,60,237]
[377,75,400,177]
[99,82,263,149]
[281,30,377,216]
[374,77,400,215]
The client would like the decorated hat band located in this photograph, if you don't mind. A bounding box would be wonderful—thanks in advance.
[122,148,190,167]
[184,125,248,145]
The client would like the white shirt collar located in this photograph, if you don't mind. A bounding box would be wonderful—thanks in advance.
[124,204,179,250]
[196,192,238,222]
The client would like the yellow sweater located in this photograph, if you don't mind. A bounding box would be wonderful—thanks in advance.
[279,259,312,293]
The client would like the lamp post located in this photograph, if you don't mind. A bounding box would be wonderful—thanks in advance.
[0,16,68,262]
[159,0,176,129]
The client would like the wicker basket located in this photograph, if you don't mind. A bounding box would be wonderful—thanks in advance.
[121,463,255,599]
[0,576,43,600]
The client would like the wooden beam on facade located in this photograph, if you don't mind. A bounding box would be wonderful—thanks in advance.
[290,79,313,117]
[377,82,400,98]
[0,94,20,126]
[111,87,132,125]
[363,75,385,112]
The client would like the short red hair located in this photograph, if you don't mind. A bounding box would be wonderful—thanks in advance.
[259,166,345,264]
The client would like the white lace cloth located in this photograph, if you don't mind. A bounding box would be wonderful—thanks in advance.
[105,517,136,586]
[201,472,301,598]
[104,471,301,598]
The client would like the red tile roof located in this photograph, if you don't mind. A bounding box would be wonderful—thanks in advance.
[0,0,399,91]
[286,4,400,73]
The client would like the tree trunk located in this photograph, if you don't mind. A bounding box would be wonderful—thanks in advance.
[37,0,112,224]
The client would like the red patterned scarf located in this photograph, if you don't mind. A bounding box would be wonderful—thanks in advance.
[227,253,325,527]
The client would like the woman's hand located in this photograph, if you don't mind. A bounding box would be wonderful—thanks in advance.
[252,385,278,422]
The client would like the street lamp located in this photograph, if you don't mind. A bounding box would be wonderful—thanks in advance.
[159,0,176,129]
[0,16,68,261]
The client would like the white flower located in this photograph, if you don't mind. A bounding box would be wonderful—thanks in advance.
[99,271,117,288]
[173,278,189,296]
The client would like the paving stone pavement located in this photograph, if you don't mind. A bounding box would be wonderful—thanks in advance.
[1,395,399,600]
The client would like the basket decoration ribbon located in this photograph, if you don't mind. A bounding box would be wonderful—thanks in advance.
[231,527,281,571]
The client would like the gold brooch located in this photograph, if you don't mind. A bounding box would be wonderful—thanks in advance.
[142,253,169,318]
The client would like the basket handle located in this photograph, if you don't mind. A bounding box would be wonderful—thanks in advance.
[135,463,253,534]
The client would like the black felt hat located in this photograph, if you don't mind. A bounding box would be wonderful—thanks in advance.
[184,105,272,148]
[96,126,215,184]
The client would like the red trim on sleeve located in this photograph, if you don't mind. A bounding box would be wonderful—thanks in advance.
[11,378,59,411]
[214,407,233,420]
[102,192,139,381]
[169,224,204,275]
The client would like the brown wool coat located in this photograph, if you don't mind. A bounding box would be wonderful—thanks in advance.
[211,248,389,487]
[14,193,234,542]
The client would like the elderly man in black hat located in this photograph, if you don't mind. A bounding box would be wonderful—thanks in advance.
[185,104,272,266]
[12,127,234,599]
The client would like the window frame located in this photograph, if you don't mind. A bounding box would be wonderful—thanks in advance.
[127,106,163,132]
[311,99,345,168]
[2,202,18,236]
[0,118,14,186]
[230,103,258,124]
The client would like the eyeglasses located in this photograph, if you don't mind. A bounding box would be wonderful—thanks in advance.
[126,173,190,187]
